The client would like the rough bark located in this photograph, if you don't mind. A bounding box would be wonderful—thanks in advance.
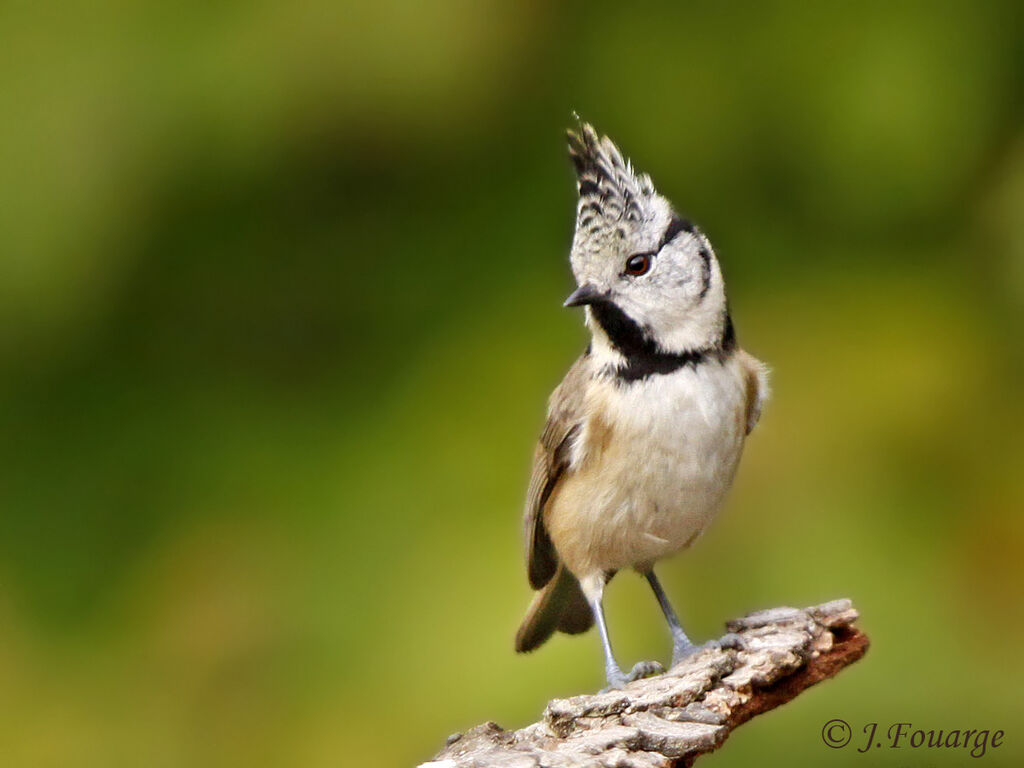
[421,599,867,768]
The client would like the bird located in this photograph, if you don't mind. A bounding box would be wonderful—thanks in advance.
[514,122,769,689]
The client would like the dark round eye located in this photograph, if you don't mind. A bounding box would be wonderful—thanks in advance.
[624,254,651,276]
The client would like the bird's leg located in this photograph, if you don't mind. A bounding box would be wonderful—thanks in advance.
[584,574,664,691]
[589,593,627,689]
[645,570,699,667]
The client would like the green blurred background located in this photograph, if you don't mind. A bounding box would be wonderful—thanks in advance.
[1,1,1022,766]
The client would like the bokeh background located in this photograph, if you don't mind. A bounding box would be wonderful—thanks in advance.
[2,2,1023,766]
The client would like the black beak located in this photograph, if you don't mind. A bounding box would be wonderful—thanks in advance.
[563,283,606,308]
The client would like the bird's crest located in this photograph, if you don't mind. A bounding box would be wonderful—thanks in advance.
[566,122,659,244]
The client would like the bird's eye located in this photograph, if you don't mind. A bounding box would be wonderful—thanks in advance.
[624,254,652,276]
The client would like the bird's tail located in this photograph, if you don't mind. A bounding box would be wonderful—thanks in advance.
[514,564,593,653]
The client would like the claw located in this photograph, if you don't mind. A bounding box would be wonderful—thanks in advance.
[627,660,665,680]
[601,659,665,691]
[713,632,746,651]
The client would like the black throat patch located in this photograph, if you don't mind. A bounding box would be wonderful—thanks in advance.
[589,299,735,383]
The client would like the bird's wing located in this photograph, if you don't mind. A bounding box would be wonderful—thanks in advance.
[523,354,590,590]
[737,350,771,435]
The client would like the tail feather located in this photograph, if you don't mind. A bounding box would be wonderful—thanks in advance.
[515,565,593,653]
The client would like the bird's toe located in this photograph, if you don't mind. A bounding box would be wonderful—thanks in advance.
[627,660,665,681]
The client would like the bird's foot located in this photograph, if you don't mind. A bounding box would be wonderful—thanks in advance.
[711,631,746,651]
[670,633,745,668]
[601,660,665,691]
[627,659,665,680]
[670,641,700,668]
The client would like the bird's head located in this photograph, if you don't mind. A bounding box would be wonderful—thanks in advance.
[564,123,731,362]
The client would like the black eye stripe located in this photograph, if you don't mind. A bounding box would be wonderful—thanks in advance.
[621,217,697,277]
[658,215,696,251]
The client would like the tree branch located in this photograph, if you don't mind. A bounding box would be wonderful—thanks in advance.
[422,599,868,768]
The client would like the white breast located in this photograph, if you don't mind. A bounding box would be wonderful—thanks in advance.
[553,357,749,575]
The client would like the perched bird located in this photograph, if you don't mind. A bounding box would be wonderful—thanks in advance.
[514,123,769,689]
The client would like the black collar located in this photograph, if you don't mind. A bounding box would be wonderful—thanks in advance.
[589,300,735,383]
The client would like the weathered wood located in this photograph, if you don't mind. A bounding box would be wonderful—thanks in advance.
[422,599,868,768]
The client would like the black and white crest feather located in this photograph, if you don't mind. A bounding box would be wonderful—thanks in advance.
[567,123,656,235]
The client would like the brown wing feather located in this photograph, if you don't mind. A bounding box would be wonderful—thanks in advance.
[524,354,590,589]
[736,350,770,435]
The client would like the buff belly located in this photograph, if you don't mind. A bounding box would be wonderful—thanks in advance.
[546,359,749,579]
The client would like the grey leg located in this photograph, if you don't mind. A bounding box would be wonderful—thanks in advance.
[588,595,628,689]
[645,571,698,666]
[583,575,664,690]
